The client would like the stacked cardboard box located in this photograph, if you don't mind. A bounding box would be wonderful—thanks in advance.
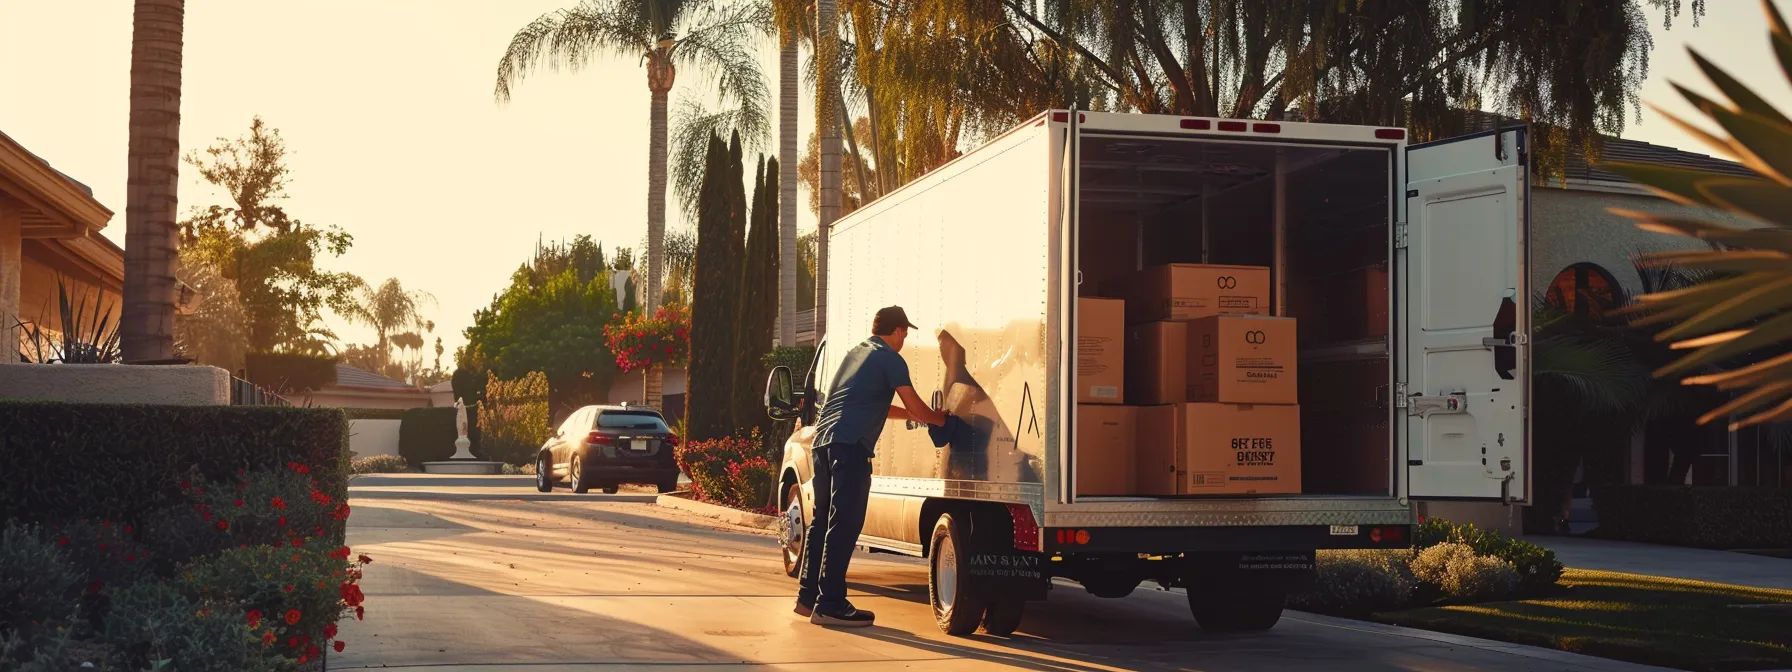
[1122,264,1303,496]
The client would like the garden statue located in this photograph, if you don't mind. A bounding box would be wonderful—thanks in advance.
[451,397,474,460]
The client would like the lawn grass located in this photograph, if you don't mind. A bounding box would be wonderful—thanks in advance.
[1374,570,1792,672]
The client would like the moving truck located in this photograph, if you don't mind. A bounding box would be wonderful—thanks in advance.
[763,110,1531,636]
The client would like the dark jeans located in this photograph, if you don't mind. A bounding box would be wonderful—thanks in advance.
[796,442,872,612]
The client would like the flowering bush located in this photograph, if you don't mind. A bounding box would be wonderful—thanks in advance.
[352,454,410,475]
[604,304,691,373]
[675,429,777,512]
[179,544,368,665]
[480,371,551,466]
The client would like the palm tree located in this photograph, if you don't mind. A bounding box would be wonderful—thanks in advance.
[495,0,771,318]
[1605,0,1792,430]
[814,0,839,342]
[120,0,185,363]
[338,278,435,372]
[774,1,803,348]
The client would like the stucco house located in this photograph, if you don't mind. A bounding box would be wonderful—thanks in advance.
[1,130,122,362]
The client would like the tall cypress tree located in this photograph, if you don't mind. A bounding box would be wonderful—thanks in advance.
[687,133,736,442]
[734,157,780,437]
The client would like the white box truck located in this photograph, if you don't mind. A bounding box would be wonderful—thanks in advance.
[763,110,1531,635]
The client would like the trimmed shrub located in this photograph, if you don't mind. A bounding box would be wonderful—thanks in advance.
[102,581,277,672]
[1415,517,1562,594]
[0,402,349,538]
[1289,549,1416,616]
[1590,485,1792,549]
[352,454,410,475]
[399,407,462,465]
[178,544,366,664]
[480,372,550,466]
[342,407,408,421]
[1412,542,1520,602]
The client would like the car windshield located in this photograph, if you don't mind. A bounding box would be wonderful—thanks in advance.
[596,411,669,431]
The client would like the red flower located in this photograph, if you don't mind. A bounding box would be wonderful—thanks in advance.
[285,609,302,625]
[124,525,132,534]
[341,582,366,607]
[331,546,352,560]
[215,520,230,531]
[355,606,365,621]
[359,554,373,565]
[272,540,283,548]
[233,498,243,507]
[292,536,305,548]
[335,641,346,653]
[307,645,320,658]
[298,655,309,664]
[289,637,299,648]
[178,481,191,491]
[202,510,213,521]
[88,579,103,594]
[271,497,287,510]
[284,584,295,593]
[277,516,287,527]
[324,623,338,639]
[246,610,263,628]
[289,462,311,475]
[263,632,276,646]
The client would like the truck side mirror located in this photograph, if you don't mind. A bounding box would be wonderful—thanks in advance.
[765,366,801,421]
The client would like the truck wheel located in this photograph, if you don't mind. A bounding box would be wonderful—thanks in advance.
[928,512,986,636]
[779,483,805,578]
[982,600,1024,636]
[1188,583,1286,632]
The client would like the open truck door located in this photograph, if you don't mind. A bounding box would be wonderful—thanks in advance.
[1401,127,1531,502]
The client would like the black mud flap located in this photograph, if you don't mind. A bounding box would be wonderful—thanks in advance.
[964,551,1050,601]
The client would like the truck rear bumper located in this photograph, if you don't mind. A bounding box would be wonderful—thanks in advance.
[1042,495,1412,530]
[1042,523,1411,554]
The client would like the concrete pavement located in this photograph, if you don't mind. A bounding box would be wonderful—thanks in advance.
[332,483,1674,671]
[1528,535,1792,591]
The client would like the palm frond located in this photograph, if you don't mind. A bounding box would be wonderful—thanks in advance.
[495,1,655,102]
[671,99,769,217]
[672,1,774,132]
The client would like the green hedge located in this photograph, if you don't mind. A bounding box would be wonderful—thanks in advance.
[399,407,484,464]
[1590,485,1792,549]
[342,407,409,421]
[0,401,349,541]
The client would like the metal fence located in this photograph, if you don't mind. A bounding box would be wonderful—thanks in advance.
[230,377,291,407]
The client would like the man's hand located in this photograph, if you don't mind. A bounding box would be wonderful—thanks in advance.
[893,386,947,427]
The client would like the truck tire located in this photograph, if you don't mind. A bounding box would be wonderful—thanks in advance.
[779,483,805,578]
[982,600,1024,636]
[1187,583,1286,632]
[928,512,987,636]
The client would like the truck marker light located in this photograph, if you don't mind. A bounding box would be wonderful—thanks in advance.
[1217,120,1247,132]
[1252,123,1281,133]
[1052,112,1068,123]
[1180,119,1211,130]
[1376,128,1407,140]
[1370,527,1383,543]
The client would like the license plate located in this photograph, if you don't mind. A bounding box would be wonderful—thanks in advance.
[630,439,648,452]
[1329,525,1359,536]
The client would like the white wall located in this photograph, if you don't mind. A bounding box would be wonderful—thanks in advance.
[348,418,402,458]
[0,364,229,405]
[606,367,688,405]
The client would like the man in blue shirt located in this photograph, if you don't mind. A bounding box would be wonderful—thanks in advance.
[797,306,947,627]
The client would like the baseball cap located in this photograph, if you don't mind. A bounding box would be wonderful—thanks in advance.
[873,306,918,334]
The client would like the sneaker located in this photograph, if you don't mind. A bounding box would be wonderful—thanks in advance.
[810,605,876,628]
[793,600,814,618]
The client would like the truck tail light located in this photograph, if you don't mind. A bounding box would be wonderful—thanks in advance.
[1252,123,1281,133]
[1053,529,1092,546]
[1376,128,1407,140]
[1005,503,1040,551]
[1217,120,1247,132]
[1180,118,1211,130]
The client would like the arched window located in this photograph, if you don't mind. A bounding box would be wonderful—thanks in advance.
[1545,263,1621,318]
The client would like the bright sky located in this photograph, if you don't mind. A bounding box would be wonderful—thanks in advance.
[0,1,1783,366]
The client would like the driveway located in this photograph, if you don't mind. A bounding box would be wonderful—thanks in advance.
[332,485,1670,671]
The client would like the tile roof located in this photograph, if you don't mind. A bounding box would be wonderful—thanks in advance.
[333,364,416,390]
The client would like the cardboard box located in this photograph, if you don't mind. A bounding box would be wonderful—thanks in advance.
[1127,264,1270,324]
[1189,315,1298,405]
[1137,403,1303,495]
[1077,297,1126,404]
[1075,405,1137,496]
[1127,322,1188,405]
[1136,405,1181,495]
[1365,264,1389,338]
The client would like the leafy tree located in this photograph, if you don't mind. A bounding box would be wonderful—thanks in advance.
[460,249,624,421]
[173,249,249,372]
[735,157,780,435]
[177,118,360,355]
[687,132,748,441]
[495,0,772,314]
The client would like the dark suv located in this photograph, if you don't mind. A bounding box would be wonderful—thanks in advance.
[534,405,681,494]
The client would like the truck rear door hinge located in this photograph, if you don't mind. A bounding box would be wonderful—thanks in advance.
[1393,383,1409,408]
[1394,224,1409,249]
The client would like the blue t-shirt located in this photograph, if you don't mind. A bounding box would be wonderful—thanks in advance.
[813,336,913,456]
